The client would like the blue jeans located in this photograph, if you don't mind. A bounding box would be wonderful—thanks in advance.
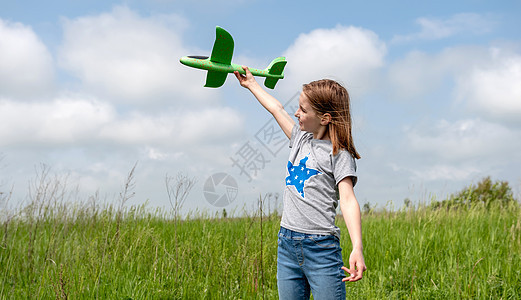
[277,227,346,300]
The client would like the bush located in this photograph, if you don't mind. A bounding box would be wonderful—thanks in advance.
[430,176,516,210]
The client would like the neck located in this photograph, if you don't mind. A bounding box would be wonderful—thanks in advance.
[313,125,329,140]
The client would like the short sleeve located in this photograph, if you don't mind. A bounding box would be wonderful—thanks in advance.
[332,150,357,187]
[289,125,301,149]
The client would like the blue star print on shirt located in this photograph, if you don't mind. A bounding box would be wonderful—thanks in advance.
[285,155,321,198]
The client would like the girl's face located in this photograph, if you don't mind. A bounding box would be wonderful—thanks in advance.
[294,92,323,136]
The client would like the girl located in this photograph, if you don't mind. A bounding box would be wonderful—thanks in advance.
[235,67,366,299]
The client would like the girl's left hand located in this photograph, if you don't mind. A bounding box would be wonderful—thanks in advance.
[342,248,366,282]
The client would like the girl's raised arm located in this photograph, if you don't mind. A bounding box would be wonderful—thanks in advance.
[234,66,295,139]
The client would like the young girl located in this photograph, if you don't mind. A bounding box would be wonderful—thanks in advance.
[235,67,366,299]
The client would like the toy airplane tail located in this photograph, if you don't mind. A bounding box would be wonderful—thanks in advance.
[264,57,287,89]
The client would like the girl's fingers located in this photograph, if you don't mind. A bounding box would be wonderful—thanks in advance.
[341,266,353,280]
[341,264,365,282]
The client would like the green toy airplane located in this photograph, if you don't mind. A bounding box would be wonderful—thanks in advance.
[180,26,287,89]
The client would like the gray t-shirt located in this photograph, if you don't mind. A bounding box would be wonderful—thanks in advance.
[280,125,357,238]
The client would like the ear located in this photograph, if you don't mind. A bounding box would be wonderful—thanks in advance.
[320,113,332,125]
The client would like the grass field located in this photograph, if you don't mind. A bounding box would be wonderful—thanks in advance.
[1,172,520,299]
[1,201,520,299]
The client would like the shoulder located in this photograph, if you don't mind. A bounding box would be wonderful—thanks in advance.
[332,149,356,164]
[290,125,312,148]
[331,149,358,186]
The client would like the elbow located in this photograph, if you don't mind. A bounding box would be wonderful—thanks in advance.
[269,102,285,115]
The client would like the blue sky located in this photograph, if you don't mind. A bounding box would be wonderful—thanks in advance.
[1,1,520,215]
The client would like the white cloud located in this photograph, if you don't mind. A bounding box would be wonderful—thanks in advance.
[0,19,54,98]
[387,45,521,124]
[456,48,521,122]
[387,46,488,100]
[405,118,521,162]
[0,96,244,148]
[391,163,480,182]
[99,106,244,146]
[387,50,445,99]
[58,6,213,105]
[1,7,248,211]
[0,96,114,146]
[393,13,497,42]
[177,107,245,144]
[382,117,521,185]
[283,25,386,95]
[418,165,481,181]
[382,41,521,199]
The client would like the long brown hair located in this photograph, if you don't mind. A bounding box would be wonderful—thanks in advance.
[302,79,361,159]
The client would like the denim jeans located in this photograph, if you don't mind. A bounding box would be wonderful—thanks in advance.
[277,227,346,300]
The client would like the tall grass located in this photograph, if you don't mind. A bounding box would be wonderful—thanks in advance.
[1,169,520,299]
[351,203,521,299]
[1,203,280,299]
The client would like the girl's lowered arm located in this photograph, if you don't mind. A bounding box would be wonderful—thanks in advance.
[234,66,295,139]
[338,176,366,282]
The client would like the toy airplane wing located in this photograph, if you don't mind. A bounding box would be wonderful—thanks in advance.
[210,26,234,65]
[205,26,234,87]
[205,70,227,88]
